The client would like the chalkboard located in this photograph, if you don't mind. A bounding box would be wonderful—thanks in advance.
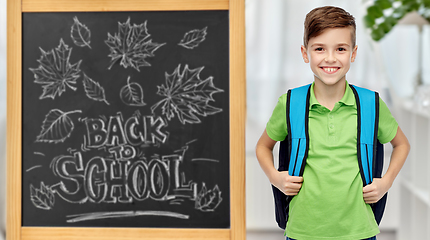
[21,11,230,228]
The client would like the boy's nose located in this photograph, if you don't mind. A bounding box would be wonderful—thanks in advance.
[324,53,337,62]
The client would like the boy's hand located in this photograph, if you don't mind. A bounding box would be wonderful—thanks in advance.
[362,178,391,204]
[271,171,303,196]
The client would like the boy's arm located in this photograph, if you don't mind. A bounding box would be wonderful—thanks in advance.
[256,129,303,196]
[363,126,410,203]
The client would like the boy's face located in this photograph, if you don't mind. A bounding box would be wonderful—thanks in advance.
[301,27,357,87]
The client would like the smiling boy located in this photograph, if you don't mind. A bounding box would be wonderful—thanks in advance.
[255,6,410,240]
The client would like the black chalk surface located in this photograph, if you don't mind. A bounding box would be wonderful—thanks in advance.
[22,10,230,228]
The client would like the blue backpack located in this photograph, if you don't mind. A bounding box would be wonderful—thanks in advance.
[272,84,388,229]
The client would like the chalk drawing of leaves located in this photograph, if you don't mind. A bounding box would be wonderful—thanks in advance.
[36,109,82,143]
[70,16,92,49]
[30,182,55,210]
[29,39,82,100]
[120,76,146,106]
[82,73,110,105]
[178,27,208,49]
[105,18,166,71]
[151,64,223,124]
[195,183,222,212]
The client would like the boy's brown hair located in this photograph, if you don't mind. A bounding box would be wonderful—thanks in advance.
[303,6,356,49]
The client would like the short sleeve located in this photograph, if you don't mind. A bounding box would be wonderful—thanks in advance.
[266,93,288,141]
[378,97,398,144]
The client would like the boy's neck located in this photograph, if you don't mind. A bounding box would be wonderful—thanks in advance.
[313,79,346,111]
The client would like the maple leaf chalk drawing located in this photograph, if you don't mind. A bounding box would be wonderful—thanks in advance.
[70,16,92,49]
[82,73,110,105]
[36,109,82,143]
[105,18,166,71]
[151,64,224,125]
[30,182,55,210]
[195,183,222,212]
[120,76,146,106]
[29,39,82,99]
[178,27,208,49]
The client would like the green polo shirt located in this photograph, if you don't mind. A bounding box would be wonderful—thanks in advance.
[266,82,398,240]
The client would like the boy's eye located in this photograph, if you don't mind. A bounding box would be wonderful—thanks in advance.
[315,47,323,51]
[337,47,346,51]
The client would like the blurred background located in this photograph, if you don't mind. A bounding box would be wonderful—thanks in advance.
[2,0,430,239]
[246,0,430,239]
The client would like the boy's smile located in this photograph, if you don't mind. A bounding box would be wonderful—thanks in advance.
[301,27,357,87]
[320,67,340,74]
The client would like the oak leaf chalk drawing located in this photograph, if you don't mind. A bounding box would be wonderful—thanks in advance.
[120,76,146,106]
[36,109,82,143]
[82,73,110,105]
[30,182,55,210]
[30,39,82,99]
[71,16,92,49]
[195,183,222,212]
[151,64,224,124]
[105,18,166,71]
[178,27,208,49]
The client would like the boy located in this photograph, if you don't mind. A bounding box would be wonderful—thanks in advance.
[255,6,410,240]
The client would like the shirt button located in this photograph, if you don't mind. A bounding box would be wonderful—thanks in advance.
[329,115,334,120]
[329,124,334,129]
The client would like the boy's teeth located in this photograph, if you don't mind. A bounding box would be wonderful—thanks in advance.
[323,67,337,72]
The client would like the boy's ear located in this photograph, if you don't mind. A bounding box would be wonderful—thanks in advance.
[301,45,309,63]
[351,45,358,62]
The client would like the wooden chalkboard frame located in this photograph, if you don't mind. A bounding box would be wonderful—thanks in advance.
[7,0,245,239]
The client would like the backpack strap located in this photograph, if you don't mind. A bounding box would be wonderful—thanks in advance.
[272,84,311,229]
[350,85,387,225]
[287,84,312,176]
[349,85,380,186]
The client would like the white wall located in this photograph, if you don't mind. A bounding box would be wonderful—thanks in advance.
[1,0,418,237]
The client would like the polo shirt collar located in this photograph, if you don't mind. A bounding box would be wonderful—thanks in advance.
[309,81,356,109]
